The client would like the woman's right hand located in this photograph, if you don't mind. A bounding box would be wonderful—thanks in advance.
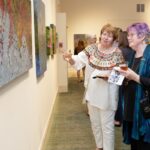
[60,50,72,62]
[117,68,140,84]
[63,52,72,62]
[60,50,75,65]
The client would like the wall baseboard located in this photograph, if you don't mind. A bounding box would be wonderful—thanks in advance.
[39,89,58,150]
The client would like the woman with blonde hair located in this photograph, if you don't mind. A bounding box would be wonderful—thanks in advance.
[62,24,124,150]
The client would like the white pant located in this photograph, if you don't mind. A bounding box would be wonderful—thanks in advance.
[88,103,115,150]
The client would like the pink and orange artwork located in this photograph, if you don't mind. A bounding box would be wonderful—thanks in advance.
[0,0,32,87]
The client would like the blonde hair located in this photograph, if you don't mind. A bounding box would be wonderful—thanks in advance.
[100,24,117,41]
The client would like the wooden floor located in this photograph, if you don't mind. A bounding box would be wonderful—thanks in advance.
[42,69,130,150]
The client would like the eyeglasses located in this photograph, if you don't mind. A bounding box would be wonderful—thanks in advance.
[127,33,137,38]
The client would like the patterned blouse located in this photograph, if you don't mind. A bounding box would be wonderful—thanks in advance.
[83,43,124,70]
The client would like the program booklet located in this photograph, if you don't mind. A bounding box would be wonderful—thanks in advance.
[108,67,125,85]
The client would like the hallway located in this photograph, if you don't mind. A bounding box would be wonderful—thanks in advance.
[42,70,130,150]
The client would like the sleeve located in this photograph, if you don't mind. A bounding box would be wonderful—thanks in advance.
[83,44,95,57]
[140,76,150,89]
[113,48,125,65]
[71,51,88,70]
[139,55,150,89]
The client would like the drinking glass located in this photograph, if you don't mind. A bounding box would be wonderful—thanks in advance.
[119,61,128,71]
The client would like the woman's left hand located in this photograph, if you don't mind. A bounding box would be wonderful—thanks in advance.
[118,68,140,83]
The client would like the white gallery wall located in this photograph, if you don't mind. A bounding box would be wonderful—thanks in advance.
[56,13,68,92]
[60,0,150,52]
[0,0,58,150]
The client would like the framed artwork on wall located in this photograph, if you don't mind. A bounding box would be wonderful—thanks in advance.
[74,34,87,50]
[34,0,47,77]
[50,24,57,55]
[0,0,32,87]
[46,26,51,56]
[74,34,96,50]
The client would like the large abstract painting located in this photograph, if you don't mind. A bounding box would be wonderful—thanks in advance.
[34,0,47,77]
[0,0,32,87]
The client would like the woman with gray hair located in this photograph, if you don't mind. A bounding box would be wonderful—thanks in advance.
[117,22,150,150]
